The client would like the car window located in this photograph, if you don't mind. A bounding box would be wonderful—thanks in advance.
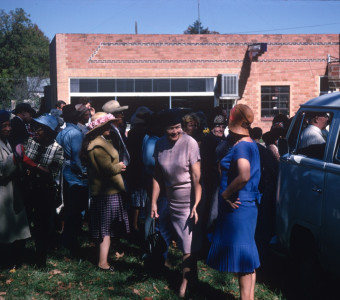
[334,129,340,164]
[288,112,306,153]
[290,111,333,160]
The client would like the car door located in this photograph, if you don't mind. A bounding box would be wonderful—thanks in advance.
[277,110,332,245]
[320,115,340,276]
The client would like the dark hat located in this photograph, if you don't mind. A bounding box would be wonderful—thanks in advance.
[228,104,254,136]
[0,110,11,124]
[130,106,153,126]
[161,109,182,128]
[12,103,35,115]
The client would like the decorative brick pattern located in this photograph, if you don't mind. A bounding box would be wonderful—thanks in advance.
[50,33,340,132]
[88,41,339,64]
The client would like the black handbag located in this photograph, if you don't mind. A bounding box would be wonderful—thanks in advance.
[142,218,167,269]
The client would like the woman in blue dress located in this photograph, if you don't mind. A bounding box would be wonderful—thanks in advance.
[207,104,261,300]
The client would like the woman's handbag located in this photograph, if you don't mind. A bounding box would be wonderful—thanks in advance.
[142,218,167,270]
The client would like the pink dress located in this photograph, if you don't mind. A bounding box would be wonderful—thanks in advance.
[154,133,200,253]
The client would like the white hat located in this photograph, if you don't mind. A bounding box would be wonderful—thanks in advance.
[102,100,128,114]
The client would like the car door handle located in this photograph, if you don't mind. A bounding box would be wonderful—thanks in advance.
[312,187,322,193]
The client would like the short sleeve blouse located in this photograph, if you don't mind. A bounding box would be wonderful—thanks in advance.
[154,133,200,189]
[219,141,260,200]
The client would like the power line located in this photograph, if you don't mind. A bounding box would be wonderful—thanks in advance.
[229,22,340,34]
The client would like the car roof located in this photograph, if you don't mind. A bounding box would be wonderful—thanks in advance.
[301,92,340,110]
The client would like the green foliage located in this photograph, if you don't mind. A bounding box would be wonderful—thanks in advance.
[0,8,49,103]
[184,20,219,34]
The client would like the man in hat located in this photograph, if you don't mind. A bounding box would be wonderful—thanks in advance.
[56,104,88,257]
[102,100,130,166]
[9,103,36,158]
[300,111,329,149]
[75,103,91,135]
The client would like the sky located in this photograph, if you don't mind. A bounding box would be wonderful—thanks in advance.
[1,0,340,41]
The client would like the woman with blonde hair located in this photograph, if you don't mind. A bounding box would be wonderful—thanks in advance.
[182,112,200,141]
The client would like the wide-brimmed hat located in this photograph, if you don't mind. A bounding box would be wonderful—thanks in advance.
[33,114,59,131]
[86,112,120,135]
[228,104,254,136]
[0,110,11,124]
[102,100,128,114]
[130,106,153,126]
[12,103,36,115]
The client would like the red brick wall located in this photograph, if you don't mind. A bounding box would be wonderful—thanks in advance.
[50,33,339,131]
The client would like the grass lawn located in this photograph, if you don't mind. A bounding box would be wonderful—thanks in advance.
[1,223,325,299]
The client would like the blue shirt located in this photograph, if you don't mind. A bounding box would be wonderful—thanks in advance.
[56,123,87,187]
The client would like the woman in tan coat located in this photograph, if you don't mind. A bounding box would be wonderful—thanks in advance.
[82,112,129,272]
[0,110,30,269]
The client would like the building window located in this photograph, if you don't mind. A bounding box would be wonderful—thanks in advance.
[319,76,335,95]
[261,86,290,118]
[70,78,215,94]
[153,79,170,92]
[79,79,97,92]
[98,79,116,92]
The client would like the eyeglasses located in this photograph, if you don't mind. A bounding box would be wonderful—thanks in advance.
[214,124,226,129]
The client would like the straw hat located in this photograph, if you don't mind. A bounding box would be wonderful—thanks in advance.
[86,112,120,135]
[228,104,254,136]
[102,100,128,114]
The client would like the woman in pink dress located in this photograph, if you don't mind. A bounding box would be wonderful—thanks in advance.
[151,109,201,298]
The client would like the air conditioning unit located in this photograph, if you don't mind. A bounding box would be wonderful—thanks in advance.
[220,74,239,98]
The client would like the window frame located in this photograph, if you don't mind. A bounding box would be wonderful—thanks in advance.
[261,85,290,118]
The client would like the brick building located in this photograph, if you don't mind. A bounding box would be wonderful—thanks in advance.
[49,33,340,131]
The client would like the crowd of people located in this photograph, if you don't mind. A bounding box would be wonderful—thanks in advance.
[0,99,292,299]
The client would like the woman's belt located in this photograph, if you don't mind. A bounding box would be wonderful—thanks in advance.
[237,191,262,204]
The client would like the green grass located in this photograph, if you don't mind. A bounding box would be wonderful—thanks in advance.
[1,230,286,299]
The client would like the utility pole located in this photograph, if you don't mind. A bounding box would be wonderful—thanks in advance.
[198,0,201,34]
[135,21,138,34]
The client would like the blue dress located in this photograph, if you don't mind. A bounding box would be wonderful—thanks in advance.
[206,141,261,273]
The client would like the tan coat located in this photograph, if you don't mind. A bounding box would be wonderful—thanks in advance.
[0,138,31,243]
[87,136,125,196]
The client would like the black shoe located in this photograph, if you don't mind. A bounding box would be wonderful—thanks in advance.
[97,265,115,273]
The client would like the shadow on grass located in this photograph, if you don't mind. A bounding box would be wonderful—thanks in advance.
[256,250,339,300]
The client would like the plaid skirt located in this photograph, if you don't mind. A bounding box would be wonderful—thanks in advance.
[89,193,130,239]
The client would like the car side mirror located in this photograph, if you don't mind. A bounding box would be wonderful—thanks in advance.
[278,137,288,156]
